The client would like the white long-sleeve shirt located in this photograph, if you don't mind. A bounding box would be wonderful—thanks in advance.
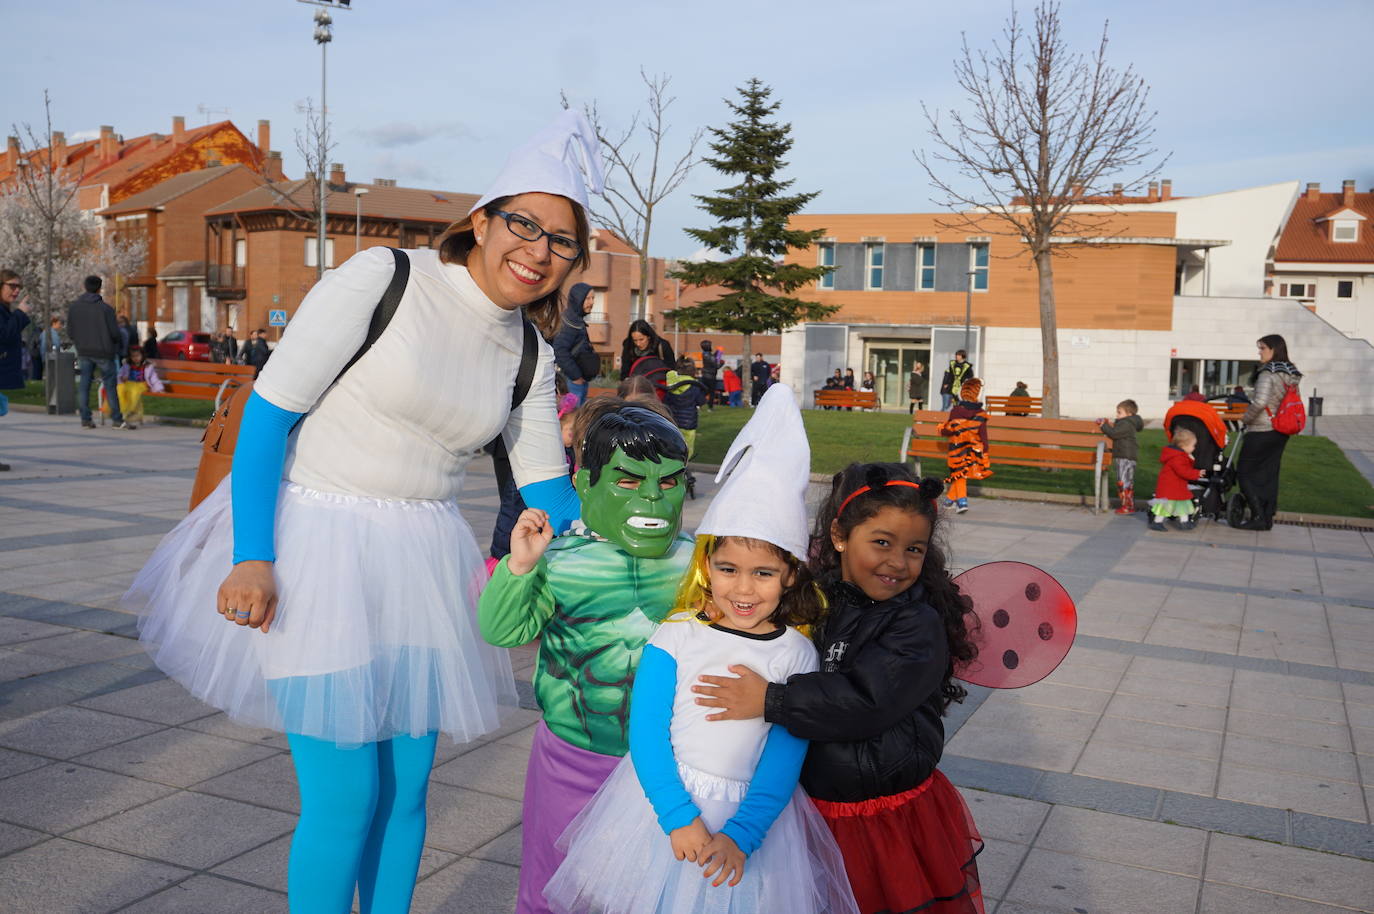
[254,246,567,500]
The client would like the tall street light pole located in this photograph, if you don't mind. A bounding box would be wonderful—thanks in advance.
[354,186,368,253]
[964,268,974,356]
[313,8,331,279]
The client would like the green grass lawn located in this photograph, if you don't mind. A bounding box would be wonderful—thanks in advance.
[692,406,1374,519]
[8,380,216,421]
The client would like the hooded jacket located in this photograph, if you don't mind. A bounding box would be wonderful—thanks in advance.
[1098,414,1144,463]
[1155,445,1203,500]
[551,283,600,382]
[764,579,949,803]
[0,304,32,390]
[66,292,121,360]
[1243,361,1302,434]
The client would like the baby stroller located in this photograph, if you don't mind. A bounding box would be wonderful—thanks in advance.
[1162,400,1245,524]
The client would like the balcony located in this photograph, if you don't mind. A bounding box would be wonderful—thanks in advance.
[207,264,246,297]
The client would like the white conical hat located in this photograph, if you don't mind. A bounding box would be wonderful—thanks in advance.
[698,385,811,561]
[470,109,605,214]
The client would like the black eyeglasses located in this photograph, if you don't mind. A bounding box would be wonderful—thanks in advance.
[489,210,582,261]
[2,282,21,290]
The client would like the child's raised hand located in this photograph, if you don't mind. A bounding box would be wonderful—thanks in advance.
[507,508,553,576]
[693,665,768,721]
[700,832,746,887]
[669,818,712,863]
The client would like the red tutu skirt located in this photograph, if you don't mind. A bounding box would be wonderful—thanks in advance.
[812,769,984,914]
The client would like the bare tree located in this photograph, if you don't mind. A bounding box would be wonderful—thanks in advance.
[244,99,337,278]
[566,71,703,322]
[917,1,1165,417]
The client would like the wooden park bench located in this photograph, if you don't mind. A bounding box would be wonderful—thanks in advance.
[899,410,1113,512]
[984,395,1043,416]
[149,360,256,408]
[814,388,879,410]
[1208,400,1249,425]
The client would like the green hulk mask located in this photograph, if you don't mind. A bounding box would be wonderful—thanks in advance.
[479,405,693,754]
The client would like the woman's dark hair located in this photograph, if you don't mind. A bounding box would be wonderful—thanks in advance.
[1251,334,1291,383]
[624,319,660,347]
[811,462,978,712]
[434,194,591,339]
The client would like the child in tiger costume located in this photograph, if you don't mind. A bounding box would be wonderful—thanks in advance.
[938,377,991,513]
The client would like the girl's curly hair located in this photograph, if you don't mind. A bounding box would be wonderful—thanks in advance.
[811,462,979,712]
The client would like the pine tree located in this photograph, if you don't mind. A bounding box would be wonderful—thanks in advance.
[669,79,837,397]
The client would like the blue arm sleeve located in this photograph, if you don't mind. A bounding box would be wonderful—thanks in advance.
[629,644,700,835]
[518,474,580,535]
[719,723,809,855]
[231,392,304,564]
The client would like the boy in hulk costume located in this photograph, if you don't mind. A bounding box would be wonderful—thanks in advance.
[479,404,693,914]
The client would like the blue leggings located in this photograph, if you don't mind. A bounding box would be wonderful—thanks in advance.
[286,731,438,914]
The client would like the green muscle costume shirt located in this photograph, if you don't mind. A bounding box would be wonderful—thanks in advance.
[478,533,694,756]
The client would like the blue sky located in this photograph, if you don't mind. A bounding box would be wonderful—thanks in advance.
[6,0,1371,258]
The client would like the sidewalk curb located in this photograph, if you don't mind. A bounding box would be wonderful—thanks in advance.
[685,462,1374,531]
[9,403,211,429]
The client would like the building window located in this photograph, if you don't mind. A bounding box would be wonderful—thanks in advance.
[1332,220,1359,243]
[589,290,607,320]
[970,243,989,291]
[304,237,335,268]
[1280,282,1314,298]
[234,239,247,268]
[818,242,835,289]
[1337,280,1354,299]
[866,243,884,290]
[917,244,936,291]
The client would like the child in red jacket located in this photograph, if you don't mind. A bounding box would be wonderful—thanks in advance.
[1149,426,1206,531]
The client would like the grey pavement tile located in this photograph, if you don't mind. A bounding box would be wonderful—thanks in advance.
[494,722,538,751]
[9,658,163,699]
[479,705,544,744]
[1115,670,1232,709]
[956,788,1050,844]
[943,756,1043,799]
[0,762,176,832]
[990,682,1113,715]
[1032,771,1163,819]
[1105,693,1228,731]
[1002,847,1199,914]
[947,724,1084,773]
[0,646,71,681]
[179,711,291,749]
[1124,655,1236,687]
[10,629,143,663]
[1290,811,1374,860]
[0,839,189,914]
[1034,804,1208,877]
[75,677,219,725]
[1216,763,1368,822]
[0,820,46,856]
[1228,688,1348,724]
[1238,635,1338,668]
[0,678,84,720]
[193,752,300,814]
[1234,668,1344,701]
[1199,882,1356,914]
[423,782,524,855]
[1143,618,1242,654]
[1074,740,1218,795]
[1222,734,1362,783]
[1055,645,1132,674]
[0,746,48,780]
[430,740,530,801]
[118,874,287,913]
[68,790,296,870]
[1037,658,1127,691]
[211,833,456,895]
[1335,639,1374,674]
[1076,612,1154,642]
[1204,832,1374,908]
[410,856,519,914]
[469,825,522,867]
[1227,708,1352,752]
[0,616,73,644]
[966,697,1099,741]
[1157,793,1287,843]
[0,704,164,759]
[977,836,1030,900]
[74,726,280,789]
[1092,716,1225,760]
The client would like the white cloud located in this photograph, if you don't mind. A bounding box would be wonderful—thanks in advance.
[352,121,474,149]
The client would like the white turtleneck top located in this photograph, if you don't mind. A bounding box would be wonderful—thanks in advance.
[253,246,567,501]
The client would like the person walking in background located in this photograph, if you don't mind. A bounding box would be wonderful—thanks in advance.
[908,363,926,413]
[34,315,66,382]
[67,275,128,430]
[1236,334,1302,531]
[1096,399,1143,515]
[939,350,973,411]
[142,327,161,360]
[750,352,771,406]
[618,319,674,380]
[1,269,33,471]
[551,282,598,404]
[242,329,271,378]
[116,314,138,361]
[222,327,240,365]
[698,339,720,408]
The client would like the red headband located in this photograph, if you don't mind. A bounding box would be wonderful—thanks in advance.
[837,480,922,517]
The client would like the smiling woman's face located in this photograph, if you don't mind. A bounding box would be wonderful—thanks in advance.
[468,192,577,311]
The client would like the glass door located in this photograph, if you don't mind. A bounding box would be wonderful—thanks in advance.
[866,343,932,409]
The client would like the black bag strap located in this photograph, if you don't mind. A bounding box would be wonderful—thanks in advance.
[510,319,538,411]
[335,248,410,383]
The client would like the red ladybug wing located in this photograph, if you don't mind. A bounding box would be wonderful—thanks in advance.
[951,562,1077,688]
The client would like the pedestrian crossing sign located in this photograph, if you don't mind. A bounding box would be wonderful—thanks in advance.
[268,310,288,327]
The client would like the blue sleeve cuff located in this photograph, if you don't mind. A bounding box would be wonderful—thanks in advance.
[629,645,700,835]
[518,474,580,535]
[718,723,808,855]
[230,393,304,564]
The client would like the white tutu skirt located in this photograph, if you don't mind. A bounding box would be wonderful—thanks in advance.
[546,756,859,914]
[125,478,517,746]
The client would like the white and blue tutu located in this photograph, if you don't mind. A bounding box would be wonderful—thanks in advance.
[545,755,859,914]
[125,478,517,746]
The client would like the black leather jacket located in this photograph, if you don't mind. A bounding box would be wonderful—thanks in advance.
[764,579,949,803]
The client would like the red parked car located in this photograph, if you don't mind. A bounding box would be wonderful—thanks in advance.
[158,331,213,361]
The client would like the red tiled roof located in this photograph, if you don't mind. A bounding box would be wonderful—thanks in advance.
[98,165,247,215]
[206,179,479,225]
[1274,191,1374,264]
[0,121,238,186]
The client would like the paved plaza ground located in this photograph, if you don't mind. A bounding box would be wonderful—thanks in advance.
[0,409,1371,913]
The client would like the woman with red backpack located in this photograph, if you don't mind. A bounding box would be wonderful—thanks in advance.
[1237,334,1303,530]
